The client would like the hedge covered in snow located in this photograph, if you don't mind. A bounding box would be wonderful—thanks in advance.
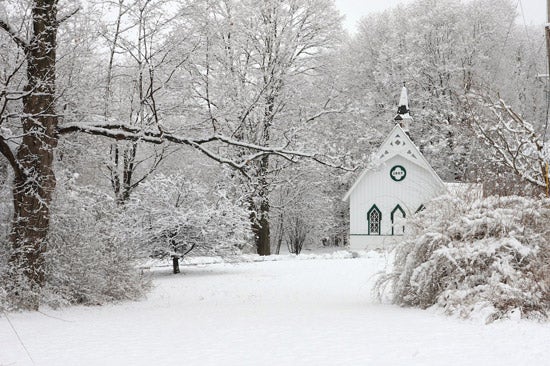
[376,195,550,322]
[0,174,150,310]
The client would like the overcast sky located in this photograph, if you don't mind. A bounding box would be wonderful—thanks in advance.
[334,0,546,34]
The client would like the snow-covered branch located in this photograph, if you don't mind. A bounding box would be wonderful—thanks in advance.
[467,94,548,190]
[57,122,356,175]
[304,108,346,123]
[0,19,29,51]
[56,7,80,26]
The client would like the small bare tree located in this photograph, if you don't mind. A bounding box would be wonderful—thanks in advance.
[285,216,309,255]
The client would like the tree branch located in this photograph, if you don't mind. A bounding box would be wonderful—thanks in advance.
[0,134,22,179]
[56,7,80,26]
[57,122,357,174]
[467,93,547,188]
[0,19,29,51]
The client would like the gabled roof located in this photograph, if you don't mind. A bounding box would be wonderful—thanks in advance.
[343,124,446,201]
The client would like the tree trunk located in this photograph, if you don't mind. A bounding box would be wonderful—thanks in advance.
[8,1,59,307]
[252,200,270,256]
[250,155,270,256]
[274,212,284,255]
[172,256,180,274]
[110,143,138,205]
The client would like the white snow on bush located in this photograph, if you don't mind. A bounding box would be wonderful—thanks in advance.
[376,195,550,322]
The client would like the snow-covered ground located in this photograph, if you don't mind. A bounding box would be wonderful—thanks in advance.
[1,251,549,365]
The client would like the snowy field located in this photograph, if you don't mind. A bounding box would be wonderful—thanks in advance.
[1,251,549,366]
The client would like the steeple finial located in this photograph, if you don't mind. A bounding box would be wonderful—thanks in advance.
[394,82,412,134]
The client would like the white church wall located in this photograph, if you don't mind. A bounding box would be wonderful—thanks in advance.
[349,235,402,250]
[349,155,445,251]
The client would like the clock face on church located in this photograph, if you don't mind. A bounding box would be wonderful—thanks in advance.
[390,165,406,182]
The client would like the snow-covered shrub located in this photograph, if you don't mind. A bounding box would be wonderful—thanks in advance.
[0,172,150,310]
[43,173,150,307]
[121,173,252,262]
[376,195,550,321]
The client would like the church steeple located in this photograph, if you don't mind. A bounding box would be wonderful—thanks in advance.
[394,83,412,135]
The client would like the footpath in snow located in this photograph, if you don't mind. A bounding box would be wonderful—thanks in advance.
[1,251,549,365]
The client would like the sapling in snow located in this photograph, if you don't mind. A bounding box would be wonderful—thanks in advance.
[121,173,252,273]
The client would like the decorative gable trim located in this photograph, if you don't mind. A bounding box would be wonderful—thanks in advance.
[343,124,446,201]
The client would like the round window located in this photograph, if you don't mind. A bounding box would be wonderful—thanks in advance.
[390,165,406,182]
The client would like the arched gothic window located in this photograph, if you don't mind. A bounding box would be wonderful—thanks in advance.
[391,204,406,235]
[367,205,382,235]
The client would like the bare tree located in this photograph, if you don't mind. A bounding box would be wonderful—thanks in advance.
[285,216,308,255]
[466,93,549,195]
[100,0,180,203]
[182,0,344,255]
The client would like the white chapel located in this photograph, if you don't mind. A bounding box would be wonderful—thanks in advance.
[343,86,448,250]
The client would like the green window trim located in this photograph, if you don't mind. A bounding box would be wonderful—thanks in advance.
[367,204,382,235]
[391,204,406,235]
[390,165,407,182]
